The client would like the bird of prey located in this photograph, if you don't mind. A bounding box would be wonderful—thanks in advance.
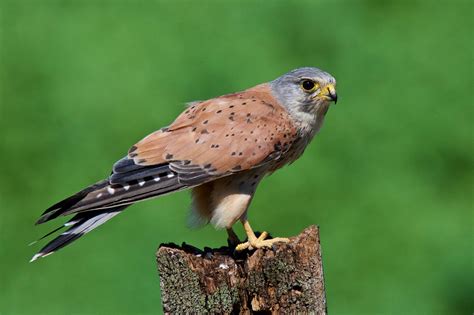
[30,67,337,262]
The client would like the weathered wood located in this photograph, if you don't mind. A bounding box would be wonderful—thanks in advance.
[156,225,326,314]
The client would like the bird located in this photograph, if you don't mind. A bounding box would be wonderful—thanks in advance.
[30,67,337,262]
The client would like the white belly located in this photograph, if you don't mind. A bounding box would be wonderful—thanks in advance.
[210,192,252,229]
[188,169,263,229]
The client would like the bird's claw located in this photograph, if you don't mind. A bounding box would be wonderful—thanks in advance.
[235,231,289,251]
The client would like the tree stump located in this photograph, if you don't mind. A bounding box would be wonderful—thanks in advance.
[156,225,326,314]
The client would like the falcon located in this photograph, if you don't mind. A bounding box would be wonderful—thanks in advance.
[31,67,337,261]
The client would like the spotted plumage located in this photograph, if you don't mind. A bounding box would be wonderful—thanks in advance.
[31,67,337,261]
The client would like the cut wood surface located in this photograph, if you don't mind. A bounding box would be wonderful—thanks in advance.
[156,225,326,314]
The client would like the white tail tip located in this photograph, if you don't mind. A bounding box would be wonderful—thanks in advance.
[29,253,42,263]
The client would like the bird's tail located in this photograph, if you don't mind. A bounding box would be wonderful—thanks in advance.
[30,206,126,262]
[31,160,188,261]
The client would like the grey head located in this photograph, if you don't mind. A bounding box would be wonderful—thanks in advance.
[270,67,337,117]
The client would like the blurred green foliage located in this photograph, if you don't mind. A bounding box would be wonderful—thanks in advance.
[1,1,472,314]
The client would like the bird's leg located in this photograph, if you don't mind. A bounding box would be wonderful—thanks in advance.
[226,227,241,247]
[235,219,290,251]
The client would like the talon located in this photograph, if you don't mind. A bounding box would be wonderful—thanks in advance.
[257,231,268,241]
[235,241,250,251]
[234,220,290,251]
[261,237,290,247]
[235,232,289,251]
[252,237,290,249]
[235,237,290,251]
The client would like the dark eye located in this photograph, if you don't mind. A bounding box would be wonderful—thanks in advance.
[301,79,317,92]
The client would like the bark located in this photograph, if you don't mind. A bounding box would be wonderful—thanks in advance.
[156,225,326,314]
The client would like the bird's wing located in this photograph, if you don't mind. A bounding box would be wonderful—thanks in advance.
[129,83,298,185]
[36,162,186,224]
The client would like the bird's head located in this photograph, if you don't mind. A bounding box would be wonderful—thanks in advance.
[270,67,337,117]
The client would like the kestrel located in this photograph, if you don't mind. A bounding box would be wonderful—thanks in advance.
[31,67,337,261]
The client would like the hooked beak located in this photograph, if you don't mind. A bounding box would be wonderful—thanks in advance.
[322,84,337,104]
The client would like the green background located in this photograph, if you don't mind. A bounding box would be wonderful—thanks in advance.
[1,1,472,314]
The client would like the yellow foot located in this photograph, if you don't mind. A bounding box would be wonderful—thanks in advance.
[235,231,289,251]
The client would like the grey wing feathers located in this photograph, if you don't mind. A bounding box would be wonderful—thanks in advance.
[169,160,218,186]
[36,157,187,224]
[110,158,170,183]
[35,180,110,224]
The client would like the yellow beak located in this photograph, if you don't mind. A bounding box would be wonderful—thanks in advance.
[321,84,337,103]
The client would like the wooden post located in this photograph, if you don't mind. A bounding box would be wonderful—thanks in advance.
[156,225,326,314]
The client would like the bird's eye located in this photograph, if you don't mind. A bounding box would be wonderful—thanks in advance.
[301,80,318,93]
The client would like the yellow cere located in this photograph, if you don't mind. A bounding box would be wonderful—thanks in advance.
[320,83,336,98]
